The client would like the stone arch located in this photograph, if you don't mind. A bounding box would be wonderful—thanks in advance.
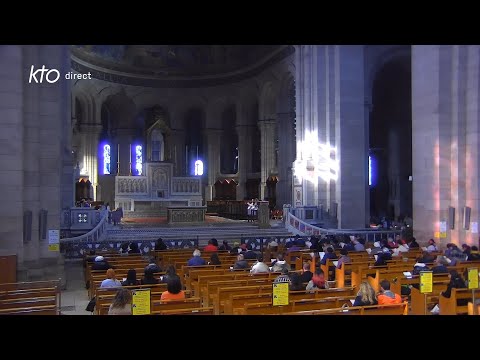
[102,90,137,130]
[368,47,412,222]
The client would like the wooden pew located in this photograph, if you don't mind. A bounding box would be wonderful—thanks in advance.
[241,296,354,315]
[439,288,480,315]
[282,302,408,315]
[468,302,480,315]
[410,281,449,315]
[0,304,58,315]
[224,287,356,315]
[153,306,214,315]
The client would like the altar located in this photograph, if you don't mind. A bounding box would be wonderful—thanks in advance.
[114,162,203,217]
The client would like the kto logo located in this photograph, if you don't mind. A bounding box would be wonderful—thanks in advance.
[28,65,60,84]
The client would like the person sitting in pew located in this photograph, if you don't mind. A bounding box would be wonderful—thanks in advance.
[108,288,132,315]
[122,269,140,286]
[187,249,207,266]
[218,240,231,251]
[243,244,258,260]
[100,269,122,288]
[155,238,167,251]
[377,279,402,305]
[160,265,177,283]
[271,253,290,273]
[336,248,351,269]
[145,257,162,273]
[299,262,313,284]
[353,281,378,307]
[208,253,221,265]
[306,269,326,292]
[233,253,248,270]
[274,268,291,284]
[160,275,186,301]
[289,272,304,291]
[250,255,270,274]
[432,256,449,274]
[141,268,159,285]
[91,256,113,271]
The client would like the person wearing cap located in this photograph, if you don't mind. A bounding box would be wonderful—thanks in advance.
[91,255,112,271]
[408,237,419,248]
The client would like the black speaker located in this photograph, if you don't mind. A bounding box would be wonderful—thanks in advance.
[463,206,471,230]
[448,206,455,229]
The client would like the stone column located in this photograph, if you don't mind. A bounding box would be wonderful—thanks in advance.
[276,112,296,209]
[412,45,480,246]
[294,45,367,228]
[114,129,134,176]
[204,129,222,201]
[79,124,102,199]
[258,119,276,200]
[235,125,251,200]
[170,129,185,176]
[0,45,24,259]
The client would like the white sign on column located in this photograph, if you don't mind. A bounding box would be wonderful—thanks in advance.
[48,229,60,252]
[471,222,478,234]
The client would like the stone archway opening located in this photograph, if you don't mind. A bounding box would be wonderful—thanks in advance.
[370,56,412,226]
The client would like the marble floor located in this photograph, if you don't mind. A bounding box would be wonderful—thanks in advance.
[59,260,93,315]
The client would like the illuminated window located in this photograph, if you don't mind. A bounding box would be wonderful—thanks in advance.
[103,144,111,175]
[369,155,372,186]
[135,145,143,175]
[194,160,203,176]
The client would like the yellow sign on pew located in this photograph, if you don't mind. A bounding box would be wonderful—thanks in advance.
[420,271,433,293]
[132,289,151,315]
[273,283,289,306]
[468,268,479,290]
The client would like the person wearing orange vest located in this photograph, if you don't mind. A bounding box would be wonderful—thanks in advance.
[377,279,402,305]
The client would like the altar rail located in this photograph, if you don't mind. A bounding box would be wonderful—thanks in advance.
[60,238,199,259]
[285,212,401,241]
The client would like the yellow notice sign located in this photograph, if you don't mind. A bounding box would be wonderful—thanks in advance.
[420,271,433,293]
[272,283,289,306]
[132,289,151,315]
[468,268,479,290]
[434,231,440,238]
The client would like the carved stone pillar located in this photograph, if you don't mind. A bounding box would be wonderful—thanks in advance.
[235,125,251,200]
[258,119,276,200]
[170,129,185,176]
[80,124,102,200]
[204,129,222,201]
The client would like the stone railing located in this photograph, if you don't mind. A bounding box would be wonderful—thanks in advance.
[60,238,199,258]
[116,176,148,194]
[285,211,401,242]
[171,177,201,194]
[60,210,108,245]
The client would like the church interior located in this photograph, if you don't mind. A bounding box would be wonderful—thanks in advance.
[0,45,479,315]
